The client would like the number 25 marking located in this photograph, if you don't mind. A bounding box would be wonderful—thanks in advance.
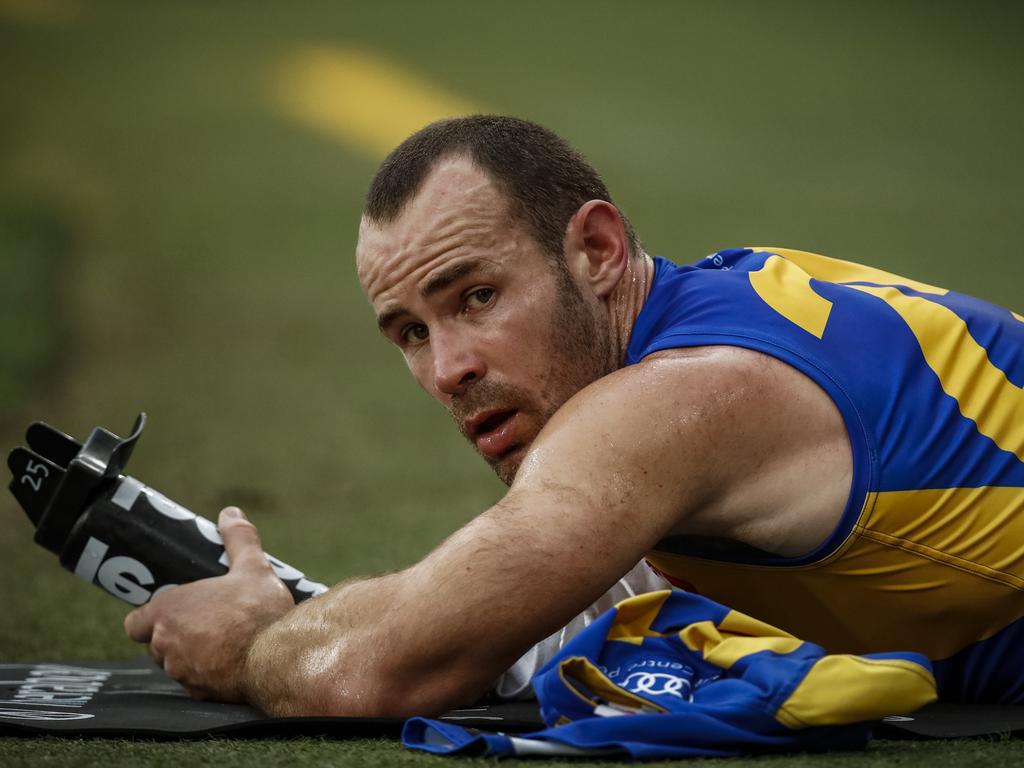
[21,459,50,492]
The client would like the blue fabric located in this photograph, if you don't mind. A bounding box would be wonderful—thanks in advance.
[404,590,935,760]
[403,718,514,757]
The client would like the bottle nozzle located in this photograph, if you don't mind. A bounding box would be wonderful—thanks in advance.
[7,413,147,554]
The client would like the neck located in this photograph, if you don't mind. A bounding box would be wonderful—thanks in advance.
[608,252,655,368]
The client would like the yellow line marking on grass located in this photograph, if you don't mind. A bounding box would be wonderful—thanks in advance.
[272,44,485,159]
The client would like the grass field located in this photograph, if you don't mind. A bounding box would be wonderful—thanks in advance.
[1,0,1023,765]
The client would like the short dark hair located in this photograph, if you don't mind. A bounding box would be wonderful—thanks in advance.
[364,115,640,260]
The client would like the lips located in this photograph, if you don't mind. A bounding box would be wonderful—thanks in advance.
[468,409,519,458]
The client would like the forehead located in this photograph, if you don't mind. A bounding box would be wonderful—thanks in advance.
[355,156,524,303]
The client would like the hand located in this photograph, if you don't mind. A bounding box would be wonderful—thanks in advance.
[123,507,295,702]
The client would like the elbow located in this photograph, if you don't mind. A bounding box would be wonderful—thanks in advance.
[307,660,493,718]
[380,667,490,718]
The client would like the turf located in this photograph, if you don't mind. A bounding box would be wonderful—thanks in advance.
[1,0,1022,765]
[3,735,1024,768]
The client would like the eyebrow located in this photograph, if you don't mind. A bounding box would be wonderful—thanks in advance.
[376,258,497,334]
[421,259,490,298]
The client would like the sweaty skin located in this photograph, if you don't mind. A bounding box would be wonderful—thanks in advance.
[124,155,852,716]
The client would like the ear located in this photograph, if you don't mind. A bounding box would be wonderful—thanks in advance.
[564,200,630,298]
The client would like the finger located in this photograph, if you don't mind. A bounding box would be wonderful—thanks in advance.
[218,507,268,573]
[124,605,155,643]
[162,655,184,682]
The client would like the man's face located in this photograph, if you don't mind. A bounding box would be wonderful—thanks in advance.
[356,156,613,485]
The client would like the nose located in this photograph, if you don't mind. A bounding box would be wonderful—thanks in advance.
[432,329,486,397]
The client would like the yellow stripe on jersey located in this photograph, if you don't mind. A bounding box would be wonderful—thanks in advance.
[1013,311,1023,323]
[678,616,803,669]
[851,285,1024,461]
[607,589,672,646]
[749,255,834,338]
[775,655,936,729]
[752,247,948,295]
[719,608,800,642]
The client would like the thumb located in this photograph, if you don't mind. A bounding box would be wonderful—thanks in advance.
[218,507,267,573]
[124,603,154,643]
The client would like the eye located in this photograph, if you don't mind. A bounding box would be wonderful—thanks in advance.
[401,323,429,345]
[465,287,495,310]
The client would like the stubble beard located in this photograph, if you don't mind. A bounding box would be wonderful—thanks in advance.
[452,264,615,486]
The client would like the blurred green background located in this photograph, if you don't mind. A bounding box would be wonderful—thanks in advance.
[1,0,1022,765]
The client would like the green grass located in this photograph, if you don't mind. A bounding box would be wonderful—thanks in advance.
[2,735,1024,768]
[0,198,69,434]
[1,0,1023,765]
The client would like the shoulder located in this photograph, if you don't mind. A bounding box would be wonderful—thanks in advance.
[531,345,810,464]
[515,345,851,556]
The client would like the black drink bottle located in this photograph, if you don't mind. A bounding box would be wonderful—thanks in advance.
[7,414,327,606]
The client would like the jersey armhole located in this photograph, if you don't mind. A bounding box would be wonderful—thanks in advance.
[636,330,876,568]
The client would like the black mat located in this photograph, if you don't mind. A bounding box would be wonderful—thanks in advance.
[0,658,542,739]
[1,658,1021,741]
[875,704,1024,740]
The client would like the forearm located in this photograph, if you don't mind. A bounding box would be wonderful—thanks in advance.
[242,574,393,716]
[237,440,687,718]
[240,569,491,717]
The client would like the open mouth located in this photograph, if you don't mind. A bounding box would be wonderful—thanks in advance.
[474,409,517,437]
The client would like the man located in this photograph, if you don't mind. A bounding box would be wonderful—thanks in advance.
[124,116,1024,712]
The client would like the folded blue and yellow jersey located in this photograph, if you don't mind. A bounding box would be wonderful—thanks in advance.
[403,590,936,759]
[630,248,1024,703]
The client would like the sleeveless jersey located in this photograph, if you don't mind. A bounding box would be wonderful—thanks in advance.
[628,247,1024,703]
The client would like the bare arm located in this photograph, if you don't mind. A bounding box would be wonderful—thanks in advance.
[125,346,850,716]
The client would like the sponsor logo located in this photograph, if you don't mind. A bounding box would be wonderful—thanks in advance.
[0,664,111,716]
[621,671,693,700]
[70,477,328,604]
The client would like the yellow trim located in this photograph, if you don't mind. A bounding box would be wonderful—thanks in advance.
[750,247,947,295]
[1013,311,1023,323]
[776,655,936,729]
[558,657,667,713]
[271,44,483,159]
[556,658,600,708]
[748,255,833,338]
[851,285,1024,461]
[607,590,672,645]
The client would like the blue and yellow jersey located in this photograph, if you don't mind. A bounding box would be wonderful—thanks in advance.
[405,590,936,759]
[628,247,1024,703]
